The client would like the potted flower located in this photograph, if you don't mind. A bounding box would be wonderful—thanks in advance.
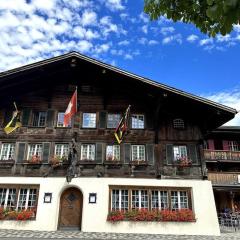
[130,159,147,166]
[28,155,41,164]
[50,155,64,167]
[177,157,192,167]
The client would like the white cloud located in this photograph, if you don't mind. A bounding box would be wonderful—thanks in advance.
[199,38,213,46]
[162,34,182,45]
[81,10,97,26]
[148,40,158,45]
[138,37,147,45]
[142,25,148,34]
[216,34,231,43]
[202,87,240,126]
[124,54,133,60]
[160,27,175,35]
[187,34,198,43]
[118,40,130,46]
[139,12,149,23]
[104,0,125,11]
[233,24,240,33]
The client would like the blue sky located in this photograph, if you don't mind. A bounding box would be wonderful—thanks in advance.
[0,0,240,124]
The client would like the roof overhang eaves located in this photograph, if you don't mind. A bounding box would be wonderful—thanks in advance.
[0,51,237,115]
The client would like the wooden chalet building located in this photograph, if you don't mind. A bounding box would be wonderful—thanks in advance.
[0,52,237,235]
[204,127,240,214]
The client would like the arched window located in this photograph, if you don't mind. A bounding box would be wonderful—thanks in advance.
[173,118,185,129]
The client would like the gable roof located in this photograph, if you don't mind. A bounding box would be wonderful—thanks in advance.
[0,51,237,115]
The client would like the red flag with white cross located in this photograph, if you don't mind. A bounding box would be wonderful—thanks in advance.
[63,89,77,127]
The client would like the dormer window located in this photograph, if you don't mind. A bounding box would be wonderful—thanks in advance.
[173,118,185,129]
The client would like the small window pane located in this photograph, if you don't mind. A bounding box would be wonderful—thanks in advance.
[0,188,7,207]
[106,145,120,161]
[171,191,179,210]
[132,145,145,161]
[228,141,239,151]
[57,112,71,127]
[0,143,15,160]
[55,144,69,160]
[132,115,144,129]
[81,144,95,160]
[173,146,187,161]
[33,112,47,127]
[82,113,96,128]
[111,189,128,211]
[107,114,121,128]
[28,144,42,160]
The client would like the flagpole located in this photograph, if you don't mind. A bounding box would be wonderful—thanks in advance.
[76,86,78,112]
[13,102,18,111]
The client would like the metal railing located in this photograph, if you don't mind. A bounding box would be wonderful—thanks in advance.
[219,213,240,232]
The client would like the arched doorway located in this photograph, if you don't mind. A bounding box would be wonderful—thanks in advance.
[58,187,83,230]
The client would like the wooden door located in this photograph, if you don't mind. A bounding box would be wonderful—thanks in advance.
[58,187,83,230]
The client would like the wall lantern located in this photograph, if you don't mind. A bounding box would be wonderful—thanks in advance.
[44,193,52,203]
[89,193,97,204]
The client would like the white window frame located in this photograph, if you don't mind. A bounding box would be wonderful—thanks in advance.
[107,114,121,129]
[173,118,185,129]
[32,112,47,127]
[80,144,95,160]
[151,190,168,210]
[171,191,189,210]
[54,143,69,159]
[131,145,145,161]
[228,141,239,152]
[111,189,129,211]
[106,145,120,161]
[57,112,71,127]
[131,190,148,209]
[173,145,188,161]
[0,143,15,160]
[82,113,96,128]
[131,114,144,129]
[27,144,42,160]
[16,188,37,210]
[2,188,16,209]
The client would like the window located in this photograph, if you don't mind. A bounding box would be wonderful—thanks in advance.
[106,145,120,161]
[54,144,69,159]
[228,141,240,151]
[57,112,71,127]
[107,114,121,128]
[27,144,42,160]
[0,143,15,160]
[132,190,148,209]
[173,119,185,129]
[81,144,95,160]
[173,146,187,162]
[32,112,47,127]
[82,113,96,128]
[132,145,145,161]
[111,189,128,211]
[131,114,144,129]
[0,186,38,211]
[109,187,191,211]
[171,191,188,210]
[151,190,168,210]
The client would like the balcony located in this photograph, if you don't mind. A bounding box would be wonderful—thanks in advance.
[208,172,239,185]
[204,149,240,161]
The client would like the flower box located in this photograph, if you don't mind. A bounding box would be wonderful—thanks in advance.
[26,155,42,164]
[107,209,195,222]
[130,160,147,166]
[0,207,35,221]
[175,157,192,168]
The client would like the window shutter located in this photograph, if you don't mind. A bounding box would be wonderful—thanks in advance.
[188,144,198,164]
[146,112,154,129]
[73,112,81,128]
[3,110,12,127]
[124,143,131,163]
[146,144,154,165]
[17,143,26,162]
[46,110,55,127]
[21,109,31,126]
[99,111,107,129]
[42,142,51,163]
[222,141,229,150]
[96,143,103,163]
[166,144,173,164]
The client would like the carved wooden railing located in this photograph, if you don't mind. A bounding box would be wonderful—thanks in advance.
[208,172,239,185]
[204,150,240,161]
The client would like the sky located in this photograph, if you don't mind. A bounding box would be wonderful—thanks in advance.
[0,0,240,125]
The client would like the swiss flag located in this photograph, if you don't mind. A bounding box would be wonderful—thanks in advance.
[63,89,77,127]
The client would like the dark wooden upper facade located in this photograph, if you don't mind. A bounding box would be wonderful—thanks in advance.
[0,52,237,179]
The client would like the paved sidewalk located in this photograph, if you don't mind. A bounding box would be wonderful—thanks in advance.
[0,229,240,240]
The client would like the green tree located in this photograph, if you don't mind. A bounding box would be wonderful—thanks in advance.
[144,0,240,37]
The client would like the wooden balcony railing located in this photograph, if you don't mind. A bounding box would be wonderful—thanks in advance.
[203,150,240,161]
[208,172,239,185]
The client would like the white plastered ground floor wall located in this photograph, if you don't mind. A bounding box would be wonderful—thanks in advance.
[0,177,220,236]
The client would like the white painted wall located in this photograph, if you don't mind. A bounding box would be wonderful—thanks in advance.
[0,177,220,236]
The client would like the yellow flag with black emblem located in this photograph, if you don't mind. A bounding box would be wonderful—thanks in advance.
[4,103,22,134]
